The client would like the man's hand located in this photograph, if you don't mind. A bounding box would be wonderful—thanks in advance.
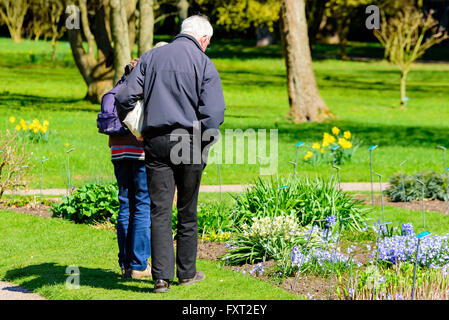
[137,136,144,141]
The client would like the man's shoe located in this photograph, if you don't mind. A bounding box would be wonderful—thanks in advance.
[154,279,171,293]
[131,263,152,279]
[121,267,131,279]
[179,271,206,286]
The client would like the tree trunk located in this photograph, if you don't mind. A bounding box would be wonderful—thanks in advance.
[400,70,408,109]
[280,0,333,123]
[337,16,350,60]
[67,0,114,103]
[0,0,29,43]
[138,0,155,56]
[110,0,131,84]
[177,0,189,24]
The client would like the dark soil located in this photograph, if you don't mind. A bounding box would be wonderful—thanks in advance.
[354,193,449,214]
[0,201,53,218]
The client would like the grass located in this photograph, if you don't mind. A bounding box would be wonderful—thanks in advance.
[364,205,449,236]
[1,37,449,188]
[0,209,300,300]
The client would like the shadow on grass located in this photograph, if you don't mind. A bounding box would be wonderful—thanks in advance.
[0,92,98,112]
[276,120,449,148]
[221,119,449,149]
[4,262,155,295]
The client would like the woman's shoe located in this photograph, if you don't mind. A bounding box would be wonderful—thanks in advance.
[131,263,152,279]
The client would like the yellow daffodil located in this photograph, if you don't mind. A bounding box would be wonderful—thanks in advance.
[43,120,50,126]
[64,143,70,147]
[33,118,39,124]
[15,125,21,131]
[19,119,26,125]
[338,138,353,149]
[21,123,28,131]
[304,151,313,160]
[332,126,340,136]
[33,127,39,134]
[41,125,48,133]
[322,132,336,147]
[320,148,325,154]
[9,116,16,123]
[344,131,351,139]
[312,142,321,149]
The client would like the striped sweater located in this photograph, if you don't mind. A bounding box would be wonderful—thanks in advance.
[111,145,145,161]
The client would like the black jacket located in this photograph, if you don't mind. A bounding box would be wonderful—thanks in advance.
[115,33,226,137]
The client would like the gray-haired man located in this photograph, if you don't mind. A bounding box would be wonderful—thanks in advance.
[115,15,225,293]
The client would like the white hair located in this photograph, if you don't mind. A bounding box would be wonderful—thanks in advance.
[181,15,213,38]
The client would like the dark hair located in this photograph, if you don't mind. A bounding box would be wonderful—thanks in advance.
[124,63,134,76]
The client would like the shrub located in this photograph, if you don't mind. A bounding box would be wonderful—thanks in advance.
[235,176,369,231]
[51,183,119,224]
[0,129,33,199]
[386,172,446,202]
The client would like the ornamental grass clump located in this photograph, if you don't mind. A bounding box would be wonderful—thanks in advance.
[235,176,369,231]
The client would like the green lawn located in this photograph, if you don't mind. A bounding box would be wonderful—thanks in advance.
[365,204,449,236]
[0,210,299,300]
[1,37,449,188]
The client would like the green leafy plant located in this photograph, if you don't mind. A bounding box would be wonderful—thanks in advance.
[235,176,370,231]
[172,202,233,241]
[51,183,119,224]
[386,171,446,202]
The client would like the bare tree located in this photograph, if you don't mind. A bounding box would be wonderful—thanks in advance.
[48,0,66,61]
[280,0,334,123]
[0,0,30,43]
[374,7,448,108]
[111,0,131,84]
[0,130,33,200]
[30,0,49,41]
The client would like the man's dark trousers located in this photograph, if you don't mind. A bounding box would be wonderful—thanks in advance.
[144,133,205,280]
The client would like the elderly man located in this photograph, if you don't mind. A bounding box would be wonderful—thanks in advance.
[115,15,225,293]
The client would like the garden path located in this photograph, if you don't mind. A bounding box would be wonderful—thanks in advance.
[0,280,45,300]
[4,182,389,196]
